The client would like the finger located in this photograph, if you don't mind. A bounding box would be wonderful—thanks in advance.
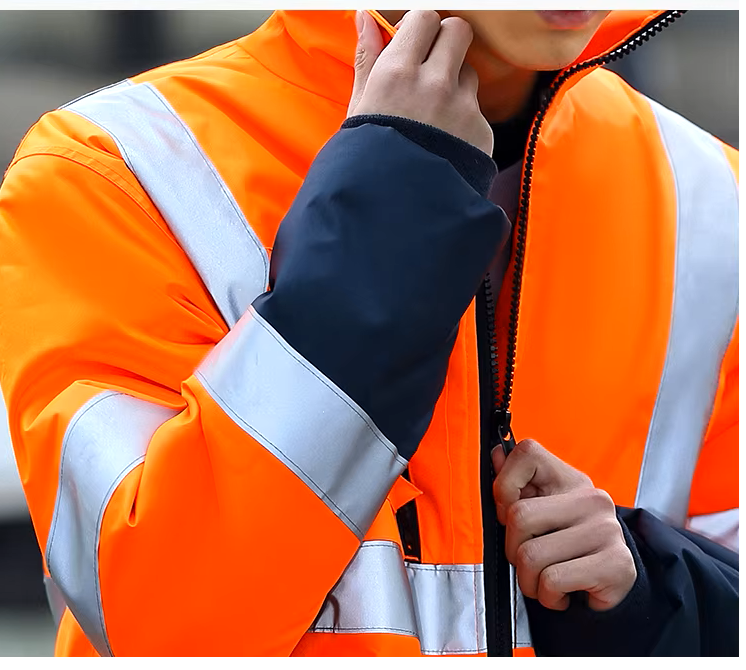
[348,10,385,116]
[459,61,479,95]
[424,17,474,81]
[384,9,443,66]
[513,521,607,600]
[491,444,506,474]
[537,548,635,612]
[493,448,540,525]
[494,439,591,510]
[503,489,611,563]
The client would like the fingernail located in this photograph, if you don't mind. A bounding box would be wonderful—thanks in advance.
[355,10,365,37]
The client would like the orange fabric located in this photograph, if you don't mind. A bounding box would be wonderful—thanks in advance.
[0,8,738,658]
[689,322,739,516]
[291,632,425,657]
[504,67,679,508]
[55,611,98,657]
[513,647,536,657]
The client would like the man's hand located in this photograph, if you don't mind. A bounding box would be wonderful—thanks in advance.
[348,10,494,156]
[492,439,637,612]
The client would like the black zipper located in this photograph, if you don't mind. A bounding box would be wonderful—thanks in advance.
[477,10,685,656]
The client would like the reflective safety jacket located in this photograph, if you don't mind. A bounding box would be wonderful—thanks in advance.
[0,9,738,657]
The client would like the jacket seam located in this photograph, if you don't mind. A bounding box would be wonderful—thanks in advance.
[235,28,347,110]
[7,148,188,257]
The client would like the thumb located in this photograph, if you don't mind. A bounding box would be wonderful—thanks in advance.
[348,10,384,117]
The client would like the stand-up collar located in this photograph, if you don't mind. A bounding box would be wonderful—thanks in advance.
[238,9,667,108]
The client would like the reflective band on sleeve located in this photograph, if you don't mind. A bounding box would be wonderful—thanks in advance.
[310,540,487,655]
[62,81,269,329]
[636,100,739,526]
[687,509,739,553]
[46,391,177,657]
[196,307,407,539]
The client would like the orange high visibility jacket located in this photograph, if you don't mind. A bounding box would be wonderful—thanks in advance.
[0,9,738,657]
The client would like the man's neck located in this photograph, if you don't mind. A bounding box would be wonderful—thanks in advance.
[377,10,538,125]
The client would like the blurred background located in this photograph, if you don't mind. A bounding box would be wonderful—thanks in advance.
[0,9,739,657]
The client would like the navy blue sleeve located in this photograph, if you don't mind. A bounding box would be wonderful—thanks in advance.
[253,122,510,460]
[524,507,739,657]
[341,114,497,197]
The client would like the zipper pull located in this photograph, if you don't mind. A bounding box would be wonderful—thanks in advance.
[492,410,517,457]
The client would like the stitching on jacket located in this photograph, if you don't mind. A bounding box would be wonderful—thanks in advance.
[93,451,146,657]
[6,148,172,243]
[143,83,270,283]
[196,372,363,536]
[46,390,119,569]
[249,310,404,465]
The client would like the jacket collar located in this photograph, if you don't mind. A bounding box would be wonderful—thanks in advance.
[238,10,667,108]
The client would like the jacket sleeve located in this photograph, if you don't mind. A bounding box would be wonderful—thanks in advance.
[524,507,738,657]
[0,113,506,656]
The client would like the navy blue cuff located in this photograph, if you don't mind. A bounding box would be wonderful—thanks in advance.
[524,513,665,656]
[342,114,497,197]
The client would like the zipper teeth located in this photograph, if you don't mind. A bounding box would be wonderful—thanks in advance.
[482,274,500,404]
[495,9,685,413]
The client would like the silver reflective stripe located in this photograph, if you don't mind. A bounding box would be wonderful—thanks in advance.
[46,391,177,657]
[44,573,67,627]
[63,80,269,329]
[311,541,487,655]
[510,564,532,649]
[312,541,417,636]
[196,307,406,539]
[635,100,739,525]
[407,561,486,655]
[687,509,739,553]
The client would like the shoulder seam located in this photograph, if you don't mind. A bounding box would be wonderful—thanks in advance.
[7,148,183,253]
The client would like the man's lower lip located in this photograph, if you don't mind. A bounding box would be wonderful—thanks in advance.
[536,10,597,29]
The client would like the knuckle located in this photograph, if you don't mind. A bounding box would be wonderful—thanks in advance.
[576,470,594,488]
[598,515,623,541]
[426,72,452,96]
[589,487,616,511]
[441,16,474,40]
[385,61,411,81]
[408,9,441,28]
[514,438,539,459]
[376,61,410,87]
[421,10,443,26]
[540,565,562,593]
[506,500,531,532]
[516,541,539,572]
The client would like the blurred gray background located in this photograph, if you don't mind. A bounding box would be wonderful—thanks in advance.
[0,9,738,657]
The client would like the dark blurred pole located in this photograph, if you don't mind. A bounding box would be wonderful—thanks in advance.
[107,10,171,76]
